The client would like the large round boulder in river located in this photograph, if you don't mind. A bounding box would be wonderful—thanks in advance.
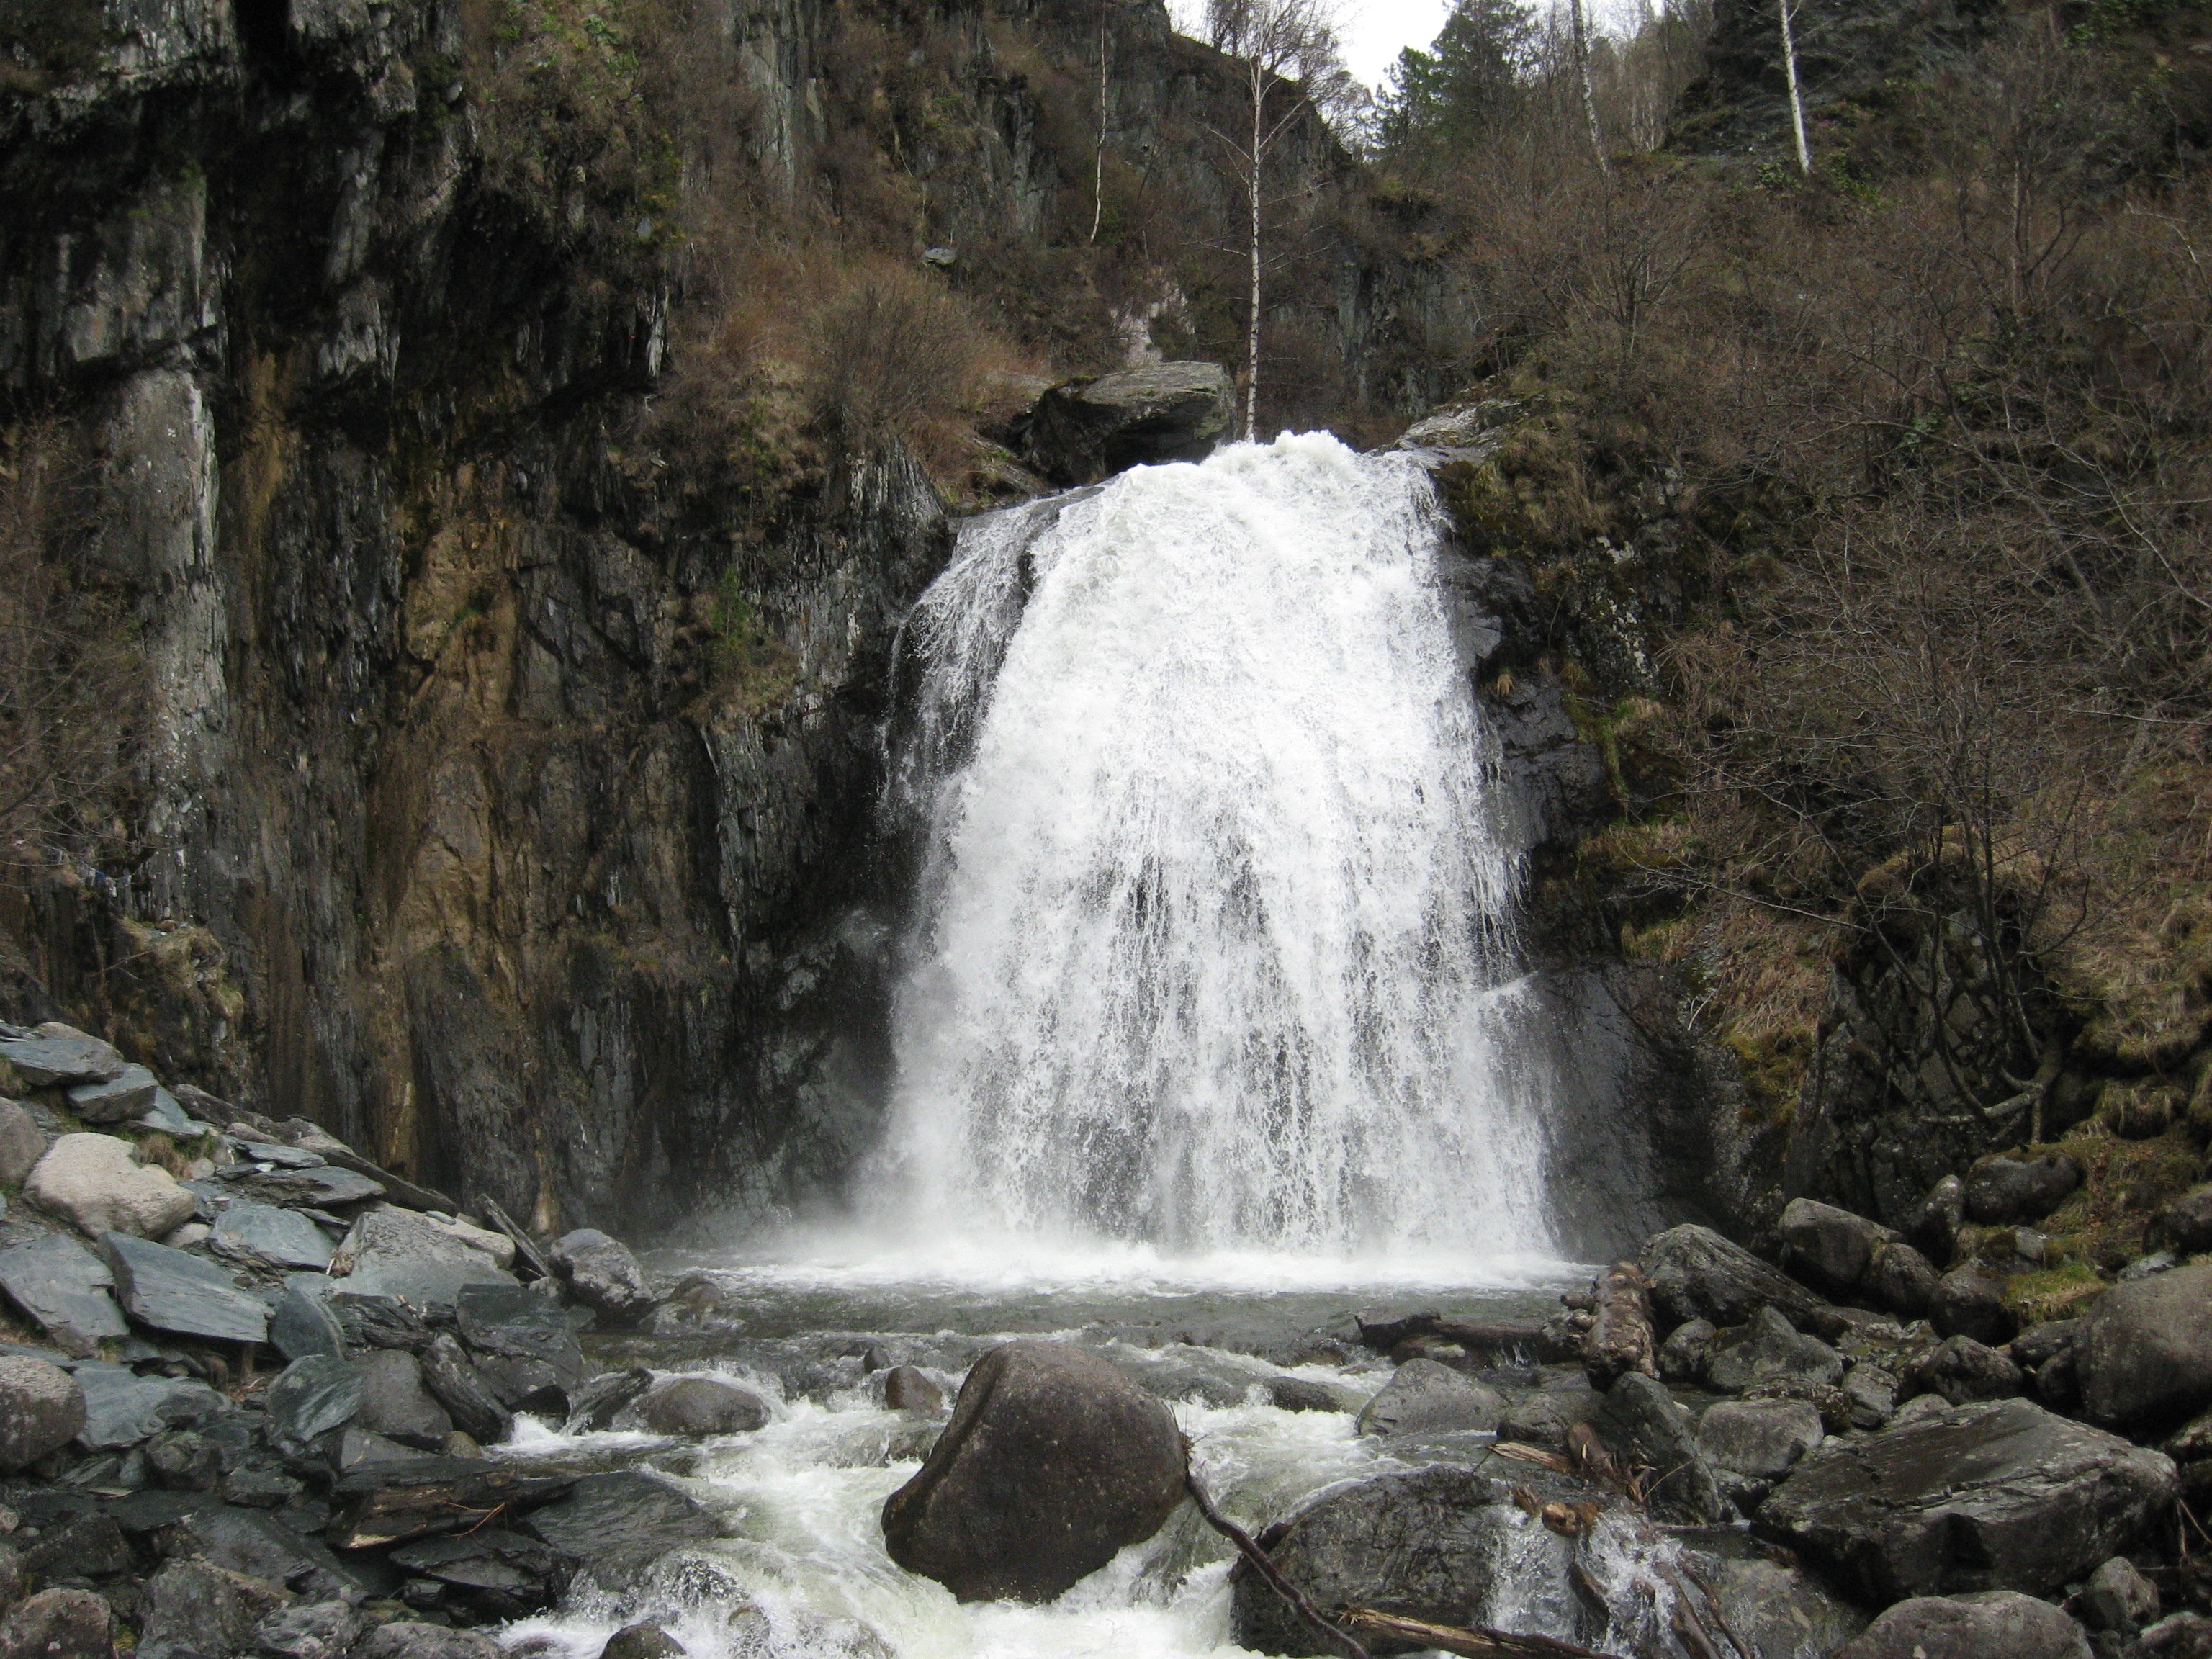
[880,1341,1185,1603]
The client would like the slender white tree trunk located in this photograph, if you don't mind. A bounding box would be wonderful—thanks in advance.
[1246,54,1264,441]
[1780,0,1812,176]
[1570,0,1608,174]
[1090,9,1110,243]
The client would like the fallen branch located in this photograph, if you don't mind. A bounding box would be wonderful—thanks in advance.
[1339,1607,1606,1658]
[1184,1470,1372,1659]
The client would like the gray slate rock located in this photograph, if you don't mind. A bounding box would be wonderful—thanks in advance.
[886,1365,945,1413]
[636,1374,769,1437]
[1229,1465,1539,1655]
[1642,1223,1843,1336]
[564,1367,652,1434]
[1757,1396,2176,1601]
[1354,1358,1506,1437]
[269,1283,347,1362]
[161,1503,373,1600]
[333,1208,512,1310]
[1686,1543,1869,1658]
[1930,1264,2019,1346]
[1596,1372,1729,1521]
[1843,1362,1899,1428]
[212,1201,335,1271]
[1704,1305,1845,1394]
[598,1622,684,1659]
[0,1025,125,1087]
[523,1470,719,1581]
[1781,1197,1894,1296]
[0,1356,84,1470]
[352,1622,503,1659]
[2150,1187,2212,1258]
[265,1355,366,1455]
[881,1340,1185,1603]
[0,1588,114,1659]
[454,1282,585,1388]
[1498,1382,1603,1450]
[358,1350,452,1447]
[0,1100,50,1186]
[0,1233,127,1356]
[1658,1316,1716,1382]
[2079,1554,2160,1635]
[67,1064,158,1124]
[1834,1590,2091,1658]
[252,1599,362,1659]
[1698,1397,1822,1479]
[1966,1154,2084,1225]
[137,1555,291,1659]
[71,1362,225,1448]
[419,1333,512,1443]
[100,1229,269,1343]
[2077,1260,2212,1429]
[1904,1334,2023,1405]
[551,1228,656,1322]
[222,1164,384,1208]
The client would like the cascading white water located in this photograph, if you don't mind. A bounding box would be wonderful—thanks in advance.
[872,432,1558,1259]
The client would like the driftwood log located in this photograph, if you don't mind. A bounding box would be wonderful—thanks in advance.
[1580,1260,1658,1388]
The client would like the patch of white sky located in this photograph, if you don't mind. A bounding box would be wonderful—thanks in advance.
[1163,0,1647,94]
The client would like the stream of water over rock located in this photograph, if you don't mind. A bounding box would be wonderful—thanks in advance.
[498,436,1663,1659]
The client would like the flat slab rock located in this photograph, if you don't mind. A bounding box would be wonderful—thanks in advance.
[211,1200,336,1271]
[99,1230,269,1344]
[71,1363,227,1449]
[1755,1395,2175,1602]
[0,1025,125,1087]
[0,1233,127,1357]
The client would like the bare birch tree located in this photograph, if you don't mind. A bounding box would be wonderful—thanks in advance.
[1568,0,1609,173]
[1205,0,1344,440]
[1779,0,1812,174]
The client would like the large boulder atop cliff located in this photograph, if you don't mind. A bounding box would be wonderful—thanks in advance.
[1230,1466,1537,1654]
[880,1341,1186,1602]
[2077,1260,2212,1429]
[1023,363,1235,485]
[1756,1396,2175,1601]
[1835,1591,2091,1659]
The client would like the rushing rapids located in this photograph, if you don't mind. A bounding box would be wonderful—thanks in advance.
[874,432,1559,1260]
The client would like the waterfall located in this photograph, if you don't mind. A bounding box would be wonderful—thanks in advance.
[871,432,1559,1260]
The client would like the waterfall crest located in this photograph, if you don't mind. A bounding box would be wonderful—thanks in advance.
[872,433,1558,1259]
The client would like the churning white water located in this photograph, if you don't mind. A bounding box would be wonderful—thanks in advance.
[873,432,1557,1259]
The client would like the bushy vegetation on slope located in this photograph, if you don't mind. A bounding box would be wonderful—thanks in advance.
[1386,0,2212,1231]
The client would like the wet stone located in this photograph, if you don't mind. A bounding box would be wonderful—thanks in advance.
[0,1233,128,1357]
[211,1201,335,1272]
[418,1334,511,1443]
[523,1470,719,1581]
[455,1282,585,1386]
[636,1374,769,1437]
[99,1230,269,1344]
[599,1622,685,1659]
[565,1367,651,1433]
[137,1555,292,1659]
[1354,1358,1506,1437]
[552,1229,657,1323]
[387,1526,572,1617]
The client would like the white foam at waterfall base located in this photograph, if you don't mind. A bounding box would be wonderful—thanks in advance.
[870,431,1560,1264]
